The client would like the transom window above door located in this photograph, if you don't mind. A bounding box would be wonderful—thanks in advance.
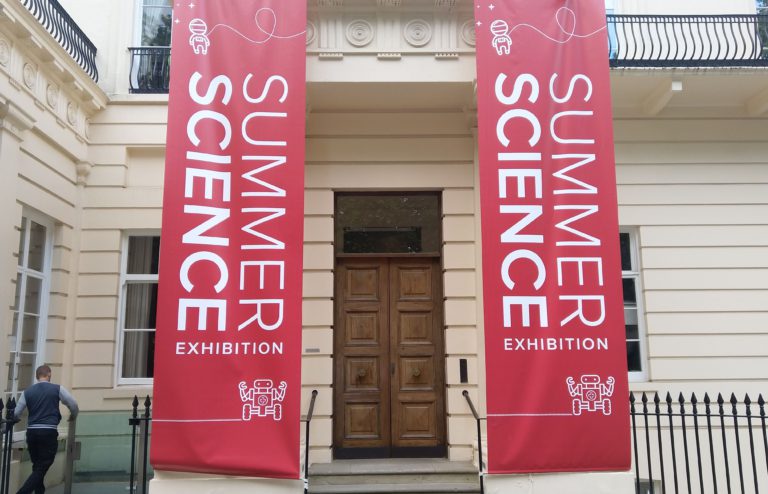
[334,193,441,255]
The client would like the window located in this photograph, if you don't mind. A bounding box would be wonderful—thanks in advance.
[139,0,173,47]
[335,193,442,255]
[758,1,767,14]
[6,213,52,399]
[620,229,646,381]
[118,235,160,384]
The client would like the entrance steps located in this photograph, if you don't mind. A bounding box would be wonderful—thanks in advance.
[308,458,481,494]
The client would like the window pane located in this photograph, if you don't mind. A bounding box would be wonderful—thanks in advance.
[18,352,36,390]
[13,274,21,312]
[5,353,16,393]
[122,331,155,378]
[626,341,642,372]
[125,283,158,329]
[625,323,639,341]
[335,193,441,254]
[20,316,39,353]
[23,277,42,315]
[17,221,25,267]
[619,232,632,271]
[142,5,173,46]
[622,278,636,304]
[27,222,47,272]
[127,237,160,274]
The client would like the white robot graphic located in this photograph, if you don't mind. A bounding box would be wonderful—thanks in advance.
[490,19,512,55]
[239,379,287,421]
[567,375,614,416]
[189,18,210,55]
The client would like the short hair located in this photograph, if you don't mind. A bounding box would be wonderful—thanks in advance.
[35,365,52,380]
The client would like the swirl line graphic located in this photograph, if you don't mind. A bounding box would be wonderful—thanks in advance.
[205,8,305,44]
[508,7,606,44]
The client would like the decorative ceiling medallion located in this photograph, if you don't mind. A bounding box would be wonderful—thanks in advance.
[46,84,59,108]
[306,21,317,46]
[404,19,432,47]
[461,19,476,47]
[346,20,374,47]
[0,39,10,67]
[66,102,78,125]
[22,63,37,89]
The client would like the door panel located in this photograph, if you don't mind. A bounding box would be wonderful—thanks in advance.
[335,260,390,449]
[334,257,444,457]
[390,259,444,449]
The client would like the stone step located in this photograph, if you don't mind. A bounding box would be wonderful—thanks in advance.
[308,459,481,494]
[309,482,481,494]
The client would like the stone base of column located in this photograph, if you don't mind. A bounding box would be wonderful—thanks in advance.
[485,471,635,494]
[149,470,304,494]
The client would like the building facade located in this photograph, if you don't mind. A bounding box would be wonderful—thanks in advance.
[0,0,767,491]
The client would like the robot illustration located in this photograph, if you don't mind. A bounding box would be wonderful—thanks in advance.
[239,379,287,421]
[189,18,210,55]
[567,375,614,416]
[490,19,512,55]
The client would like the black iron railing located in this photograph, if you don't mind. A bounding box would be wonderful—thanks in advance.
[21,0,99,81]
[303,389,318,494]
[608,14,768,67]
[129,47,171,94]
[631,392,768,494]
[129,396,152,494]
[462,390,485,494]
[0,399,17,494]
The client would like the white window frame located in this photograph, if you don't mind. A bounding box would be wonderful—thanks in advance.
[116,231,160,386]
[133,0,173,47]
[7,210,53,399]
[621,227,648,382]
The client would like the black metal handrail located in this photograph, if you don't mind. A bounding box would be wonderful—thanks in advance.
[608,14,768,67]
[303,389,318,494]
[21,0,99,81]
[129,396,152,494]
[462,390,484,494]
[631,392,768,494]
[129,47,171,94]
[0,399,17,494]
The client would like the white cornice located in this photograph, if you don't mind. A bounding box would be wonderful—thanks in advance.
[0,0,107,113]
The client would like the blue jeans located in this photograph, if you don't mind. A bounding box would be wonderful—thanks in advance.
[16,429,58,494]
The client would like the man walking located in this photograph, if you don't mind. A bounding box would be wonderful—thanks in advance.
[14,365,78,494]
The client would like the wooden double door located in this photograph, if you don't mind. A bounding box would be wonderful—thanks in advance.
[334,257,446,458]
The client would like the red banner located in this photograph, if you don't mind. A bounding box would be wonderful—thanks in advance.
[475,0,630,473]
[151,0,305,478]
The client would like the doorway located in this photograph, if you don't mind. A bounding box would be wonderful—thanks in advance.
[333,193,446,459]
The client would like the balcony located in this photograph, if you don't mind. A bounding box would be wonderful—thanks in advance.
[609,14,768,68]
[22,0,98,82]
[128,14,768,94]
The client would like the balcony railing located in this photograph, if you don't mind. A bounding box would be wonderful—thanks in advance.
[127,15,768,94]
[129,47,171,94]
[608,14,768,67]
[22,0,98,82]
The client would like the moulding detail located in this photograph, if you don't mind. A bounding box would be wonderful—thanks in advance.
[460,19,476,46]
[346,19,375,47]
[75,160,92,186]
[46,84,59,109]
[22,62,36,89]
[404,19,432,47]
